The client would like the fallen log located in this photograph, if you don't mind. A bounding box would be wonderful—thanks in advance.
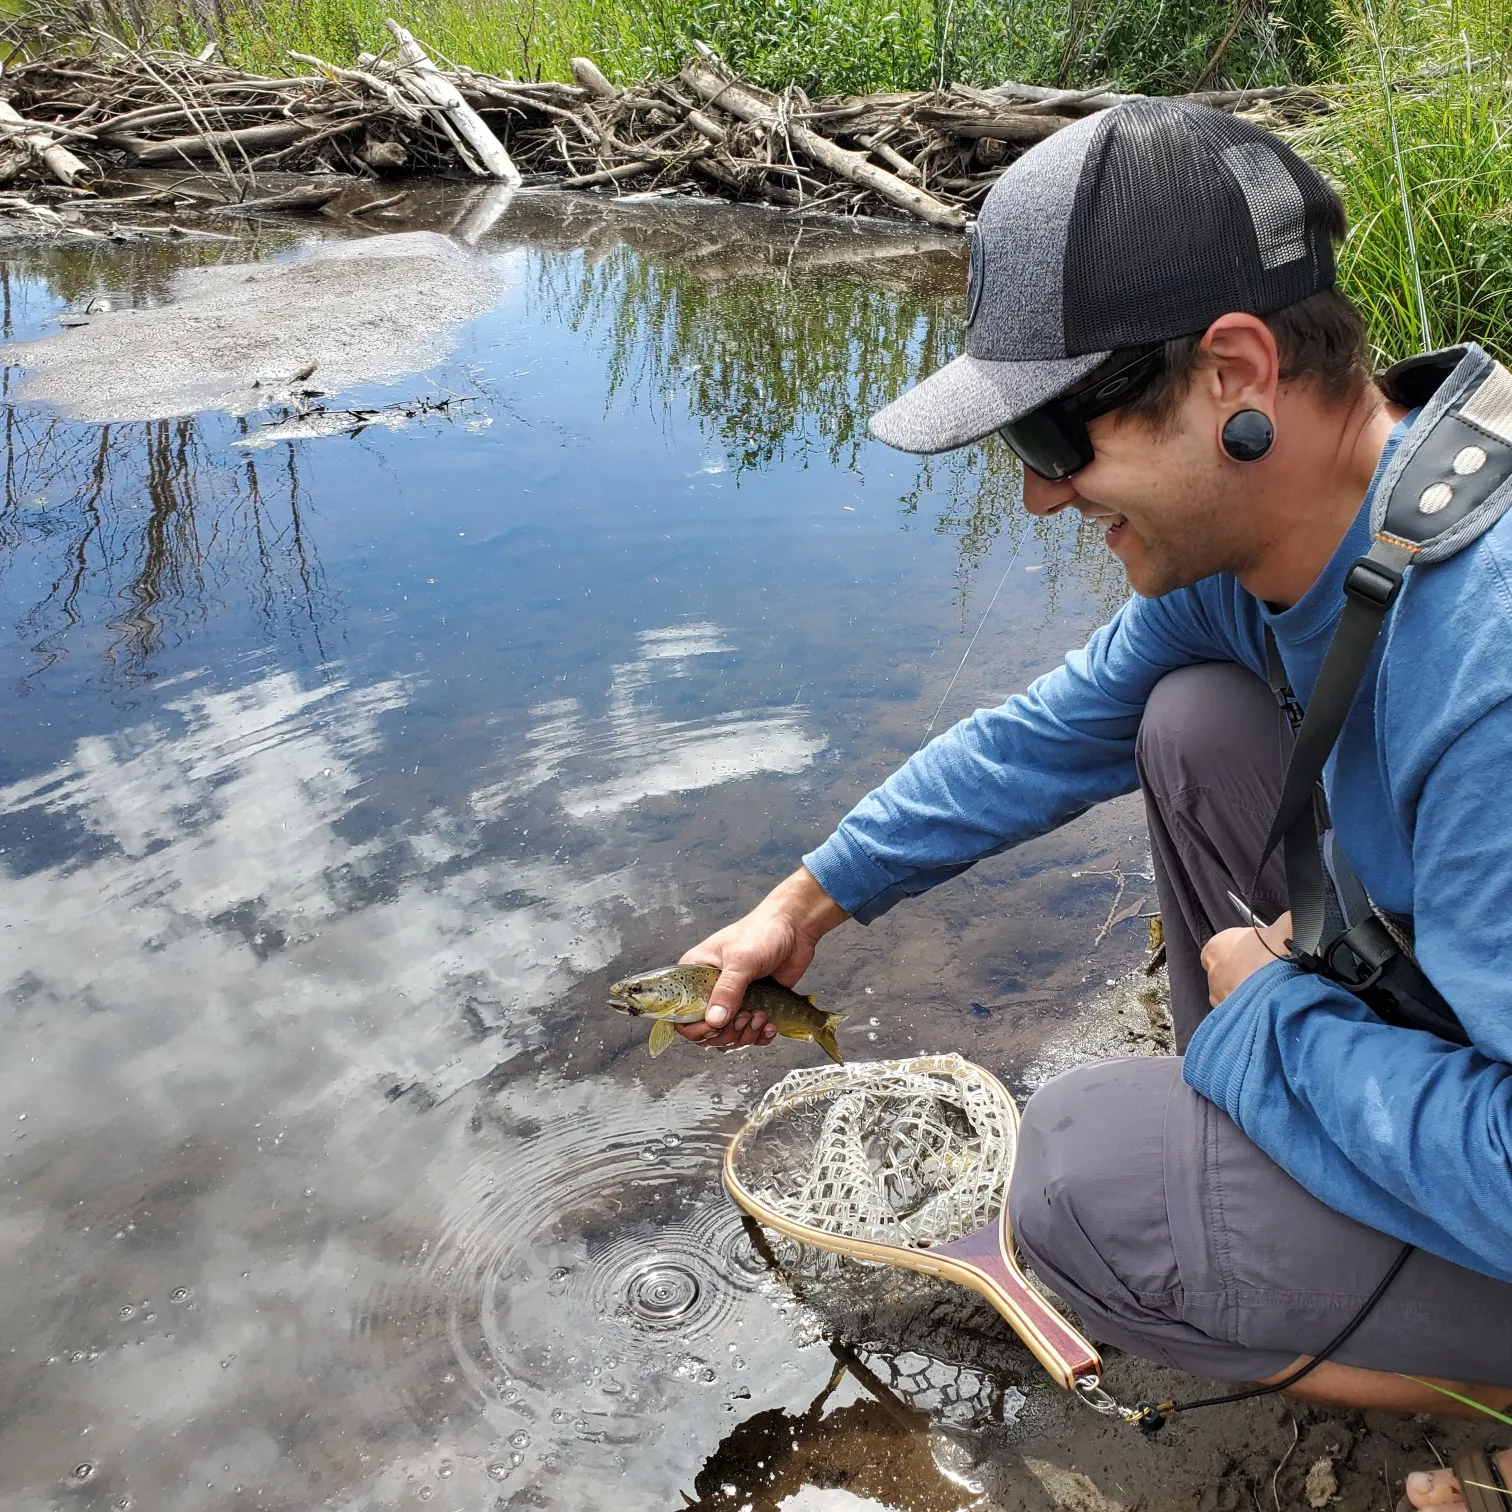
[912,108,1072,143]
[560,158,659,188]
[0,100,92,185]
[680,59,966,230]
[210,181,346,215]
[385,19,522,185]
[109,118,309,164]
[570,58,619,100]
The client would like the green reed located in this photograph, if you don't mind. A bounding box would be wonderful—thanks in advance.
[1285,0,1512,365]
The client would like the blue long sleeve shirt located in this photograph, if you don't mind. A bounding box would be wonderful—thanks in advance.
[805,423,1512,1284]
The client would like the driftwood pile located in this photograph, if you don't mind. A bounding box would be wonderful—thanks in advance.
[0,28,1331,231]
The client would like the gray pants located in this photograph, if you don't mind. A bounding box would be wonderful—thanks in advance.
[1008,663,1512,1384]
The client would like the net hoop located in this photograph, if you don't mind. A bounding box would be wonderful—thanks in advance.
[723,1053,1105,1393]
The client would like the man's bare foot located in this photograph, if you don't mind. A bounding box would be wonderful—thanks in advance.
[1401,1447,1512,1509]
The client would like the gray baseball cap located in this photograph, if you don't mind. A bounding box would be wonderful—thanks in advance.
[869,99,1340,455]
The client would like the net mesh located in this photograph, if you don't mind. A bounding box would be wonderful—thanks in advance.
[728,1054,1016,1249]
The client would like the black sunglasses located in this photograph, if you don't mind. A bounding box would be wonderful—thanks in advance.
[997,345,1166,481]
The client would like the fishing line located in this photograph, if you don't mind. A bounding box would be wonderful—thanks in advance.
[1361,0,1432,350]
[919,537,1023,748]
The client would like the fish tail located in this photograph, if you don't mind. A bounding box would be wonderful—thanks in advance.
[815,1014,844,1065]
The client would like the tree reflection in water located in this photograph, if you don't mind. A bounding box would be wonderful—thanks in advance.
[0,196,1125,695]
[526,208,1122,614]
[0,380,331,687]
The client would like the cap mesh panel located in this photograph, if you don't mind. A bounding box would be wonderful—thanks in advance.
[1062,100,1336,353]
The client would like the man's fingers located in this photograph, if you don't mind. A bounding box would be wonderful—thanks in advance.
[703,967,755,1029]
[675,1013,772,1049]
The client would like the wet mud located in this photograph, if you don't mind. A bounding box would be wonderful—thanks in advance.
[0,185,1482,1512]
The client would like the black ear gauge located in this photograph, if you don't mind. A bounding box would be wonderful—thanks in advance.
[1221,409,1275,462]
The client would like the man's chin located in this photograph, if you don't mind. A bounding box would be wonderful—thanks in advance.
[1123,553,1200,600]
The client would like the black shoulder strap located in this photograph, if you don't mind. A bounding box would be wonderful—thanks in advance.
[1250,345,1512,1043]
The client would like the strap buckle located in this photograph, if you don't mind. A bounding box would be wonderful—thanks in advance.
[1344,557,1403,610]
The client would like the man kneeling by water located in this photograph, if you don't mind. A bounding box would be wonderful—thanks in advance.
[675,99,1512,1506]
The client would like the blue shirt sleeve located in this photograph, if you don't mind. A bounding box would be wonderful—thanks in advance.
[804,585,1241,921]
[1184,693,1512,1284]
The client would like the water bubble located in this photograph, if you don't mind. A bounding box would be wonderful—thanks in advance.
[169,1288,190,1304]
[486,1463,509,1482]
[417,1485,433,1501]
[118,1306,135,1320]
[639,1146,659,1162]
[661,1133,681,1147]
[508,1430,530,1449]
[112,1499,132,1511]
[550,1408,569,1424]
[509,1452,525,1468]
[437,1461,453,1478]
[625,1262,701,1325]
[600,1377,625,1396]
[70,1463,95,1484]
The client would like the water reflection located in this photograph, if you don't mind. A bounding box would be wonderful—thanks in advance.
[686,1347,989,1512]
[0,192,1148,1512]
[473,622,824,822]
[0,396,332,684]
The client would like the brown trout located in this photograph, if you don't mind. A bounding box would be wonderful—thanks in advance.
[607,964,846,1063]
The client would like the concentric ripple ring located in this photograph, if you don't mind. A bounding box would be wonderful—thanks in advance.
[625,1260,703,1326]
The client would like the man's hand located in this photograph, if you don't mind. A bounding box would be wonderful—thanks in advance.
[1202,910,1293,1007]
[675,868,849,1051]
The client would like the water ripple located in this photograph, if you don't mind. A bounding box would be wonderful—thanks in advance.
[354,1076,805,1505]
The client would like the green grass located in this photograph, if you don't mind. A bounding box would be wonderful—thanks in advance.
[1284,0,1512,365]
[18,0,1340,94]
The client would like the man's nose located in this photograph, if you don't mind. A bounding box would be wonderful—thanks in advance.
[1021,468,1080,517]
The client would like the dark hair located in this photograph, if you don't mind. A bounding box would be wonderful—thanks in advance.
[1119,186,1370,426]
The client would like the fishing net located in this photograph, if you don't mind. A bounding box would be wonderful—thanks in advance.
[725,1054,1017,1250]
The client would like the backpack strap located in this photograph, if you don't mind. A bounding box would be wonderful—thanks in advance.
[1251,345,1512,1043]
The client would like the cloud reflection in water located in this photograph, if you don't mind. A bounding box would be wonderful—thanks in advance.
[474,621,825,824]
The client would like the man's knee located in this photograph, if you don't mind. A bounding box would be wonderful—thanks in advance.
[1010,1058,1180,1308]
[1135,661,1278,796]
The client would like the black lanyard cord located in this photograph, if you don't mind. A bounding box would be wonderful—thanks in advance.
[1130,1241,1416,1432]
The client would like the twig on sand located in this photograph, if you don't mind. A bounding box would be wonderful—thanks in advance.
[1271,1414,1300,1512]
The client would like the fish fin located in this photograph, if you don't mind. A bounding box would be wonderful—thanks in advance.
[806,994,817,1006]
[825,1012,847,1026]
[815,1020,844,1065]
[648,1019,676,1057]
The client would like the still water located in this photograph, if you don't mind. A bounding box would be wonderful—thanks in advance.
[0,189,1148,1511]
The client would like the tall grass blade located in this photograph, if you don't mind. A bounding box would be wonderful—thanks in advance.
[1398,1375,1512,1427]
[1359,0,1431,349]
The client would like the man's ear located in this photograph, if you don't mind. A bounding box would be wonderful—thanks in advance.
[1198,314,1281,412]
